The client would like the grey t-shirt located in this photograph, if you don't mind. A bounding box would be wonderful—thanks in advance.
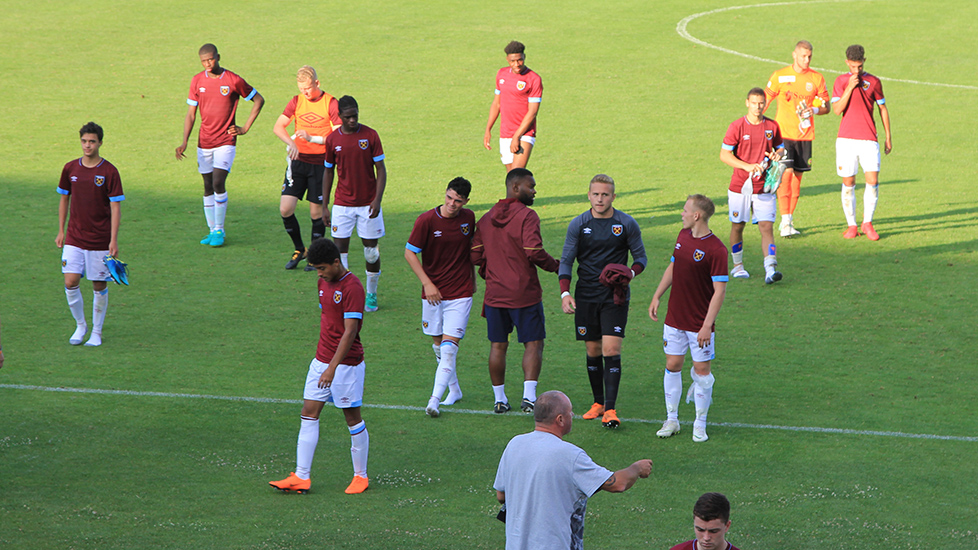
[494,431,613,550]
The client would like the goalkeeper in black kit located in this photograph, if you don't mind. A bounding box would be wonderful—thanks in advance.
[559,174,647,429]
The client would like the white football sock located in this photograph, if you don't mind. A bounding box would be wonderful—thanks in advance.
[365,271,380,294]
[664,369,682,421]
[340,253,349,269]
[863,184,878,223]
[202,195,216,230]
[65,286,86,325]
[688,370,715,429]
[431,342,442,362]
[523,380,538,402]
[92,288,108,333]
[731,242,744,267]
[349,421,369,478]
[214,192,228,230]
[764,254,778,277]
[842,185,857,226]
[492,384,508,404]
[431,341,457,400]
[295,416,319,479]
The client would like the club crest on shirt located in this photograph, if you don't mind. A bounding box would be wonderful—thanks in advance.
[333,290,343,303]
[220,86,230,96]
[517,81,526,91]
[577,327,586,336]
[693,249,705,262]
[95,175,105,187]
[358,139,369,150]
[805,82,814,92]
[861,80,870,90]
[460,223,470,235]
[765,130,774,140]
[612,224,623,236]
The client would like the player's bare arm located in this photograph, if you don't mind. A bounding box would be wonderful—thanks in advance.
[719,148,764,175]
[228,92,265,136]
[175,104,198,160]
[321,167,335,226]
[404,248,443,305]
[56,194,69,248]
[510,102,540,154]
[649,263,675,321]
[600,459,653,493]
[496,490,505,504]
[369,160,387,219]
[318,317,360,388]
[833,73,860,115]
[109,201,121,258]
[697,281,726,348]
[273,114,300,160]
[484,95,501,149]
[879,103,893,154]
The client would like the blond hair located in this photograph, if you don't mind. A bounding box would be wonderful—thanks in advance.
[297,65,318,84]
[687,194,716,220]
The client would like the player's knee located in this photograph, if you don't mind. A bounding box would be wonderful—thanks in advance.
[691,369,715,389]
[363,246,380,264]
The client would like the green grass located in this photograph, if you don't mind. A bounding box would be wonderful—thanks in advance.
[2,0,977,548]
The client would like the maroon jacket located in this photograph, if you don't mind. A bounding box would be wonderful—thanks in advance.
[471,198,558,308]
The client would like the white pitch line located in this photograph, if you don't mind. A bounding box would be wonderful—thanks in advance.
[2,383,975,442]
[677,1,978,90]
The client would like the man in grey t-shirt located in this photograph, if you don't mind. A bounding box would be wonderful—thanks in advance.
[493,390,653,550]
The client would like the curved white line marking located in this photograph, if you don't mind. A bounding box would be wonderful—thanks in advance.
[677,1,978,90]
[3,383,975,442]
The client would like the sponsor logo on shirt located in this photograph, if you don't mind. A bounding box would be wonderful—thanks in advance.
[693,249,705,262]
[612,224,623,236]
[95,175,105,187]
[220,86,230,96]
[460,223,470,235]
[333,290,343,303]
[358,139,369,150]
[577,327,586,336]
[517,80,526,91]
[765,130,774,140]
[779,75,796,83]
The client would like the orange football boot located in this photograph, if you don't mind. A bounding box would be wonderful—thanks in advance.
[269,472,311,494]
[582,403,605,420]
[345,475,369,494]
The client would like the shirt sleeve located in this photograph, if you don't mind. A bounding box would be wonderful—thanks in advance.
[572,450,614,498]
[324,134,336,167]
[187,76,199,107]
[522,210,558,272]
[371,131,385,163]
[558,216,581,281]
[58,163,72,195]
[406,213,428,253]
[282,96,299,119]
[626,216,647,269]
[722,120,740,151]
[107,167,125,202]
[831,75,847,102]
[528,73,543,103]
[710,239,729,281]
[236,74,257,101]
[344,279,365,319]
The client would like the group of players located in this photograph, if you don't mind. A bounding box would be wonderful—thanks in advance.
[53,39,892,523]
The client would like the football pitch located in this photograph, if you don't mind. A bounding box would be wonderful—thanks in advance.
[2,0,976,548]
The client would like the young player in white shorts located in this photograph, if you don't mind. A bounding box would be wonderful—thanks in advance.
[498,136,535,166]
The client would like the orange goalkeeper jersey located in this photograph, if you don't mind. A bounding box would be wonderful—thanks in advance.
[765,66,829,141]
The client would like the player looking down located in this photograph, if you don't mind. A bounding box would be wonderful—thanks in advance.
[483,40,543,172]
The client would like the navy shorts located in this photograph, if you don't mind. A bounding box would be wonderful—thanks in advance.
[485,302,546,343]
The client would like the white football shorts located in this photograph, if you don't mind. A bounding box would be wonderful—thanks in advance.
[421,297,473,339]
[61,245,111,281]
[330,204,385,240]
[197,145,236,174]
[499,136,536,165]
[662,324,715,363]
[303,358,365,408]
[727,190,776,224]
[836,138,880,177]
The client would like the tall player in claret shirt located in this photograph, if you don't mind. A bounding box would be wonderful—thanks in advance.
[649,195,728,443]
[272,65,341,269]
[483,40,543,172]
[55,122,125,347]
[175,43,264,247]
[831,44,892,241]
[322,96,387,313]
[269,238,371,495]
[404,177,476,418]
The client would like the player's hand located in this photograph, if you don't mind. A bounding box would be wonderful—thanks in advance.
[295,130,312,142]
[648,297,660,321]
[368,199,381,219]
[424,283,443,305]
[633,459,653,478]
[109,240,119,258]
[322,208,331,227]
[561,295,576,314]
[56,231,65,248]
[228,125,247,136]
[175,143,187,160]
[697,326,711,349]
[884,138,892,155]
[847,72,860,90]
[484,130,492,150]
[509,138,522,154]
[286,142,299,160]
[318,365,336,389]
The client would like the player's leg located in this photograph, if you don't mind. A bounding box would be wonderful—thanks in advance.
[510,137,534,170]
[499,138,515,171]
[600,333,624,429]
[777,167,793,233]
[859,141,882,240]
[783,141,810,235]
[423,301,448,416]
[428,335,461,416]
[361,237,380,312]
[62,246,88,344]
[756,194,781,284]
[688,332,717,443]
[270,358,330,493]
[485,305,513,412]
[728,219,749,279]
[657,324,688,438]
[837,138,861,238]
[198,148,217,244]
[86,280,108,348]
[209,168,229,246]
[280,161,307,269]
[438,298,471,405]
[330,360,369,493]
[306,164,327,268]
[330,205,355,268]
[577,302,604,418]
[514,302,547,412]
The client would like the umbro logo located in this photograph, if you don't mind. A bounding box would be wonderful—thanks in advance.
[433,230,443,237]
[70,176,78,182]
[334,146,342,152]
[614,326,622,333]
[583,227,592,234]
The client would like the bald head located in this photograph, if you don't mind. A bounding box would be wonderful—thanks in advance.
[534,391,571,424]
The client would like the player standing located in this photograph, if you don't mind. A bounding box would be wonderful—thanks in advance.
[471,168,559,413]
[764,40,829,237]
[649,195,728,443]
[721,88,786,284]
[322,96,387,312]
[269,238,370,495]
[558,174,647,428]
[55,122,125,347]
[175,43,264,247]
[483,41,543,172]
[272,66,341,269]
[404,177,476,417]
[831,45,892,241]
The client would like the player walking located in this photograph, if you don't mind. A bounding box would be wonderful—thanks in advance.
[721,88,786,284]
[175,43,264,247]
[56,122,125,347]
[269,238,370,495]
[322,96,387,312]
[558,174,647,428]
[831,44,892,241]
[404,177,476,417]
[483,41,543,172]
[764,40,829,237]
[649,195,728,443]
[272,66,341,269]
